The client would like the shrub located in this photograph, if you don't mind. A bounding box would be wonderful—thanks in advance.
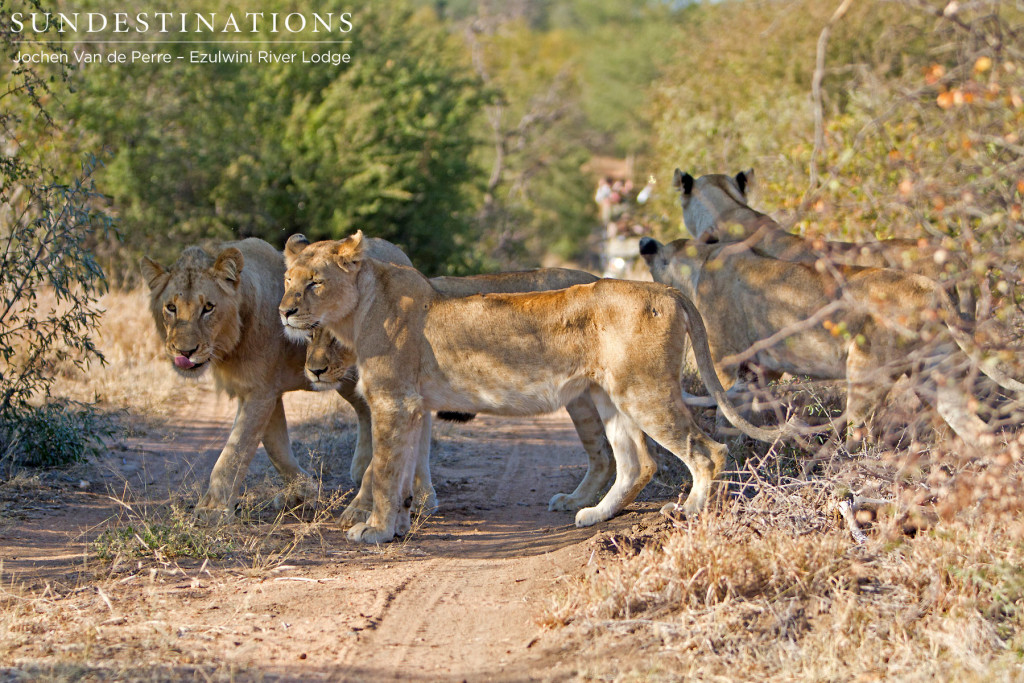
[1,14,113,471]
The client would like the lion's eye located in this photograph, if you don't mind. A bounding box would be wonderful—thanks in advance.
[203,302,215,313]
[165,303,176,314]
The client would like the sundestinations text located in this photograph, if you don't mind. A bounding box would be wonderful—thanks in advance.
[9,12,353,34]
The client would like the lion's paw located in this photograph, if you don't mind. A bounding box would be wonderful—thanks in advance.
[338,504,371,528]
[548,492,583,512]
[659,502,683,518]
[660,499,703,521]
[272,475,320,511]
[347,522,396,544]
[193,498,234,525]
[574,505,611,528]
[415,490,438,516]
[396,508,412,537]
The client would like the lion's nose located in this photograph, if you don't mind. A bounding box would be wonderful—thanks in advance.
[309,366,326,379]
[178,346,198,359]
[281,307,298,318]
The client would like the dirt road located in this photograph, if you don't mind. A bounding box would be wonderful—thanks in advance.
[1,384,670,681]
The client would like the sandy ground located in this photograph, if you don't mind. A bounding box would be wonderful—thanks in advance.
[0,384,673,681]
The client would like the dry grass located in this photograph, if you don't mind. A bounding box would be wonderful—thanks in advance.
[547,436,1024,681]
[10,282,1024,681]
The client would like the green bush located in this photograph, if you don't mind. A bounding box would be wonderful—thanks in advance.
[1,11,112,472]
[2,402,109,469]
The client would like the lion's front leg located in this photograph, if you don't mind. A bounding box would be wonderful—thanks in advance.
[341,410,433,533]
[347,396,423,544]
[197,394,279,519]
[337,459,374,528]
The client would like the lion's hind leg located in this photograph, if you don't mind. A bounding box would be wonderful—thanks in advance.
[623,387,726,518]
[845,338,904,452]
[549,394,615,512]
[263,397,318,510]
[927,353,996,448]
[574,387,655,528]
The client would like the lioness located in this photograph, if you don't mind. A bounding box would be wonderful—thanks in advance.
[280,232,786,543]
[140,237,412,515]
[673,169,974,317]
[639,236,1021,449]
[304,268,626,515]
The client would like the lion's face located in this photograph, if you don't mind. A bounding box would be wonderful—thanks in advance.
[280,231,365,340]
[140,247,244,378]
[304,326,356,390]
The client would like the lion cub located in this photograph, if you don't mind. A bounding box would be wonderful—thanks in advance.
[280,232,785,544]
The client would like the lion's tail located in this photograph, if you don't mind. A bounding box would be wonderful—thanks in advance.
[672,291,797,444]
[948,322,1024,393]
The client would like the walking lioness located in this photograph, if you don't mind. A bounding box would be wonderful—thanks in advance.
[640,236,1021,449]
[280,232,786,543]
[304,267,633,516]
[673,169,975,317]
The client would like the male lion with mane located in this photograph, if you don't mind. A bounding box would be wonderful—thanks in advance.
[140,236,411,515]
[280,231,786,544]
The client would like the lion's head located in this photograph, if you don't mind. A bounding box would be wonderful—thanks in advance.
[673,168,755,240]
[639,236,709,301]
[304,326,357,391]
[140,246,245,378]
[279,231,365,340]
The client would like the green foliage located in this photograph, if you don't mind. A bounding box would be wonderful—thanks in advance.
[284,4,486,274]
[3,401,110,468]
[1,8,112,470]
[57,0,696,273]
[94,506,235,560]
[70,0,486,275]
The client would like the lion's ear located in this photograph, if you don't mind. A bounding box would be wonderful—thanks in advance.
[211,247,244,290]
[673,169,694,195]
[284,234,310,264]
[333,230,365,270]
[735,169,755,197]
[140,256,169,292]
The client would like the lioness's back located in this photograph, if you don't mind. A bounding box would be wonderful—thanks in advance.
[426,278,686,364]
[432,268,597,296]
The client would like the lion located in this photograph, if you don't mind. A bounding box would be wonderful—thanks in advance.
[639,235,1022,450]
[672,169,975,318]
[140,236,412,516]
[280,232,787,543]
[304,267,628,516]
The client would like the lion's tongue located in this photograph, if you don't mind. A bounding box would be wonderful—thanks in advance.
[174,355,196,369]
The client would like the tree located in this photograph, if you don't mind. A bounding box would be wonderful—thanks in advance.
[68,0,487,275]
[1,5,111,468]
